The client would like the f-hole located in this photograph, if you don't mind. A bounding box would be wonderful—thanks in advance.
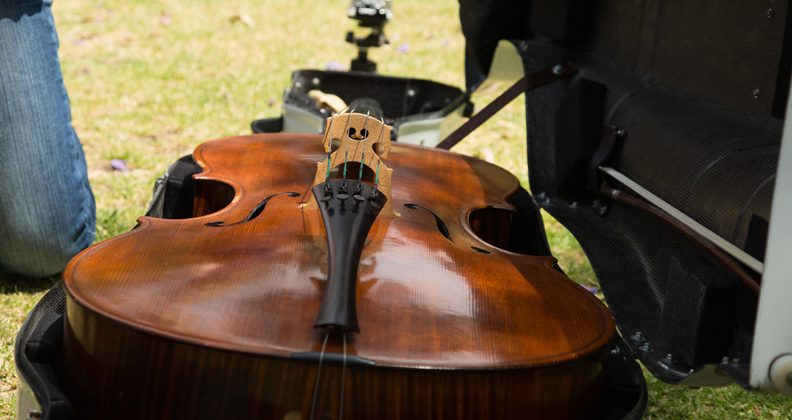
[206,191,299,227]
[193,180,235,217]
[404,203,452,242]
[468,207,542,255]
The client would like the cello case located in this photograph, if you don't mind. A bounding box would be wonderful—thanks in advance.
[512,0,789,392]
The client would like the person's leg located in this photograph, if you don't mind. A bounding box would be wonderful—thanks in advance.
[0,0,95,278]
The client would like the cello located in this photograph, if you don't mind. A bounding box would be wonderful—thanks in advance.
[61,106,615,419]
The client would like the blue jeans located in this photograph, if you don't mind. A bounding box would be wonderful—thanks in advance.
[0,0,95,278]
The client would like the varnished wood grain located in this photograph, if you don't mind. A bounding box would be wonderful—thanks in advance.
[62,132,615,418]
[63,301,606,419]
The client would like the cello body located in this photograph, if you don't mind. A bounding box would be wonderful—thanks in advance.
[62,121,615,419]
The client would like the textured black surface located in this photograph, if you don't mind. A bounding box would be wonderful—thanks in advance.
[554,78,607,196]
[661,255,735,367]
[530,0,596,43]
[519,0,785,387]
[660,256,735,366]
[143,155,201,220]
[610,87,780,249]
[14,282,73,420]
[589,0,789,117]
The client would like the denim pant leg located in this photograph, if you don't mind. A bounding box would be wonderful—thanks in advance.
[0,0,95,277]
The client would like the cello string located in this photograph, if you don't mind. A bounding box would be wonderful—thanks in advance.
[322,103,347,155]
[321,112,337,148]
[302,106,347,205]
[308,107,357,420]
[349,111,370,173]
[301,109,343,204]
[309,330,331,420]
[358,152,365,183]
[329,105,357,174]
[361,109,371,138]
[374,160,381,194]
[342,150,349,182]
[338,332,348,420]
[369,120,386,180]
[325,153,332,182]
[322,116,336,186]
[373,118,385,145]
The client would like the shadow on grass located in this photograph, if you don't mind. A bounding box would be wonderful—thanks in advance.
[0,271,58,294]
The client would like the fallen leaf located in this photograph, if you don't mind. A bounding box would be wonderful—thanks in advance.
[230,13,255,28]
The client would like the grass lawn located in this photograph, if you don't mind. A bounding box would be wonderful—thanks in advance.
[1,0,791,418]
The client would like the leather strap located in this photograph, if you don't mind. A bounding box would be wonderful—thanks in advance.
[436,63,577,150]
